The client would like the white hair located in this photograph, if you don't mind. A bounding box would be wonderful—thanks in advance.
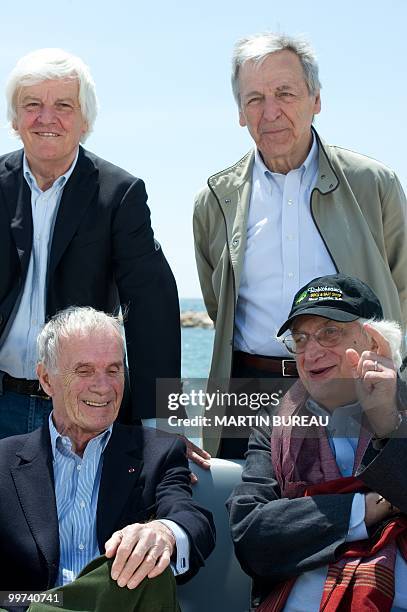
[37,306,124,372]
[231,32,321,108]
[358,318,403,369]
[6,48,98,142]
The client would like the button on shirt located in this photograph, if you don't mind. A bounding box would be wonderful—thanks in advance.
[234,136,336,357]
[284,401,407,611]
[48,415,190,586]
[0,153,78,379]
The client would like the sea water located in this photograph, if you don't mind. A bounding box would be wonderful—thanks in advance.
[180,298,214,379]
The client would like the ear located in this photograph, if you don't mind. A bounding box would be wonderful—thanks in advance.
[239,108,247,127]
[36,363,54,397]
[369,336,379,351]
[80,116,88,137]
[313,92,321,116]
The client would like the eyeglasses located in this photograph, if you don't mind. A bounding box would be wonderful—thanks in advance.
[282,326,346,354]
[17,101,81,117]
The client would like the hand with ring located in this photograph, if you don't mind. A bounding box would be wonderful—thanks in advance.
[105,520,176,589]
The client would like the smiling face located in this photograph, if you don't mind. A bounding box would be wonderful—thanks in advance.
[13,78,87,183]
[238,50,321,173]
[37,329,124,448]
[292,315,373,409]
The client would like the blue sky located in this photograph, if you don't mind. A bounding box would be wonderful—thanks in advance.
[0,0,405,296]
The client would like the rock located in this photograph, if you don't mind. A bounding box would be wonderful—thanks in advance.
[180,311,213,329]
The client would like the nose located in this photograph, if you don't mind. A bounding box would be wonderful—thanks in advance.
[263,96,282,122]
[89,372,112,396]
[303,336,326,361]
[35,104,58,124]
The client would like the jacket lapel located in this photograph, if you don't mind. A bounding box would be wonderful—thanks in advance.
[10,426,59,583]
[311,131,364,277]
[48,147,98,277]
[0,150,33,273]
[208,150,254,294]
[97,425,144,547]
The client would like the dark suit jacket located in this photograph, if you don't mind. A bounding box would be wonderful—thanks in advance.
[227,416,407,605]
[0,423,215,592]
[0,147,180,419]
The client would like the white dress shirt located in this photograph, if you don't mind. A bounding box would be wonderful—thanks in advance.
[234,136,336,357]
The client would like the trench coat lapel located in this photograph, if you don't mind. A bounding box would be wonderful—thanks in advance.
[208,151,254,295]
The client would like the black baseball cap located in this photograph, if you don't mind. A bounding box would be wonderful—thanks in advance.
[277,274,383,336]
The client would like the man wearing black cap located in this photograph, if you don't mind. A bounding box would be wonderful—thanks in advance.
[228,274,407,611]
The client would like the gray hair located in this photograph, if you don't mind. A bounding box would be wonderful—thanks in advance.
[37,306,124,372]
[6,48,99,142]
[231,32,321,108]
[359,318,403,370]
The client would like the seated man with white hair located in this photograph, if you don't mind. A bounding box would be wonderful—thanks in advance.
[0,307,215,612]
[228,274,407,611]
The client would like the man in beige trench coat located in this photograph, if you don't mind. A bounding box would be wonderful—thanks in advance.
[193,32,407,457]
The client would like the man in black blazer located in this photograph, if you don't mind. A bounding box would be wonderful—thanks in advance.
[0,47,180,438]
[0,307,214,611]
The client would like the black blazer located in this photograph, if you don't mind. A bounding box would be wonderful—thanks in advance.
[0,423,215,591]
[0,147,180,419]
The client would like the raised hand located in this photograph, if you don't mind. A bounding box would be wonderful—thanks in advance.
[345,322,400,438]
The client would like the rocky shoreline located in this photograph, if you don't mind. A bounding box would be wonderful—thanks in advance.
[180,311,213,329]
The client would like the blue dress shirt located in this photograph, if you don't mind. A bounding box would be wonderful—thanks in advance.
[0,153,78,379]
[48,414,190,586]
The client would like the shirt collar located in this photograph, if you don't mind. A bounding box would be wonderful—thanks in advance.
[306,398,362,438]
[23,148,79,192]
[254,130,318,178]
[48,411,113,460]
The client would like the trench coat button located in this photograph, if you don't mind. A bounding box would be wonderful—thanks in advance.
[224,198,231,204]
[232,239,239,247]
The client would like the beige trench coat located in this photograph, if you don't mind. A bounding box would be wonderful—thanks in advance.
[193,130,407,454]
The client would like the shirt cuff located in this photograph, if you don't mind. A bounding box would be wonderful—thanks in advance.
[142,418,157,429]
[142,418,183,434]
[346,493,368,542]
[157,519,190,575]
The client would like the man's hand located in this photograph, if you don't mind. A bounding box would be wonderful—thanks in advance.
[105,520,176,589]
[346,323,400,438]
[365,492,399,527]
[181,436,211,484]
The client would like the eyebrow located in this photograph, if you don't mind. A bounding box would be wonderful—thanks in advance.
[74,361,124,369]
[243,89,263,99]
[291,322,342,333]
[243,83,296,99]
[20,95,77,104]
[275,84,294,92]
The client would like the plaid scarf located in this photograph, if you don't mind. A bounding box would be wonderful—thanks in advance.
[258,382,407,612]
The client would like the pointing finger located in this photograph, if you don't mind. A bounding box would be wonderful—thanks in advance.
[345,348,360,378]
